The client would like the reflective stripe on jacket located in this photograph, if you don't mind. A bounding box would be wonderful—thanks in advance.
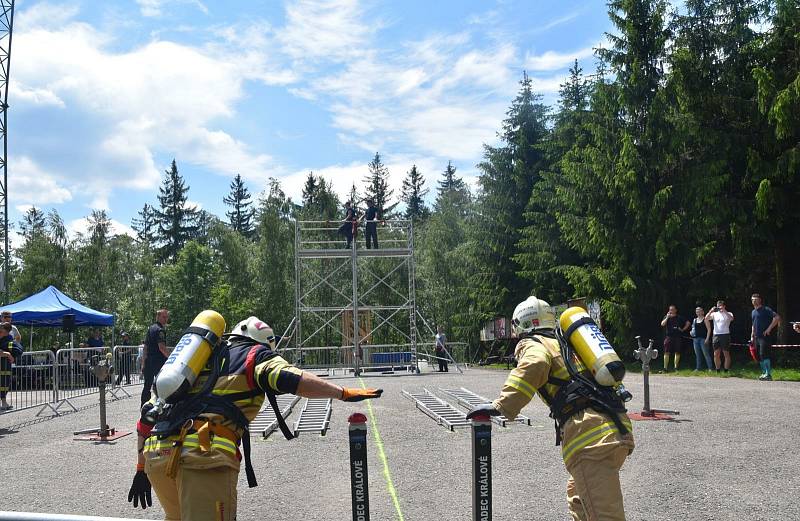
[493,335,633,464]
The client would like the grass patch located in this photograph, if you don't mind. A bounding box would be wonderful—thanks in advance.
[625,362,800,382]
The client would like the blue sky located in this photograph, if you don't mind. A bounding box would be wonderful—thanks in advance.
[9,0,614,242]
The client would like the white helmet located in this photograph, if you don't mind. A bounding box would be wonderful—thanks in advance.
[231,316,276,348]
[512,296,556,335]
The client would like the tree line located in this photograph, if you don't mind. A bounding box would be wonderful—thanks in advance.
[5,0,799,358]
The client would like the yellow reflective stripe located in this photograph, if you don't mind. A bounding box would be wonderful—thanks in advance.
[143,434,238,455]
[506,375,536,400]
[268,366,281,391]
[561,419,629,464]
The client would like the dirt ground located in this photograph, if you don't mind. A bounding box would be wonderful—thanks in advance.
[0,368,797,520]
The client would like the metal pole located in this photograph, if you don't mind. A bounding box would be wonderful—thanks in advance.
[348,413,370,521]
[351,235,360,376]
[642,367,651,414]
[471,412,492,521]
[98,380,107,437]
[0,1,14,305]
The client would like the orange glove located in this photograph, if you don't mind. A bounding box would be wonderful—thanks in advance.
[341,388,383,402]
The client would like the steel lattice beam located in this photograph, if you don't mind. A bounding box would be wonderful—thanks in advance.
[0,0,14,301]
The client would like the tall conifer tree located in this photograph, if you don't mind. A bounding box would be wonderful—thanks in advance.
[155,159,199,262]
[223,174,255,237]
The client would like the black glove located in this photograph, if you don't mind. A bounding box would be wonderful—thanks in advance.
[466,403,501,420]
[128,470,152,509]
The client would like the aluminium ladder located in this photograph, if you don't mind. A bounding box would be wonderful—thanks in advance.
[439,387,532,427]
[292,398,333,436]
[250,395,301,439]
[402,388,470,431]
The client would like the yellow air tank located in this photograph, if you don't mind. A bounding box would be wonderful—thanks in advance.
[153,310,226,405]
[559,306,625,387]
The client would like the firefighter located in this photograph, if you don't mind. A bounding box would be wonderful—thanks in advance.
[467,296,634,521]
[128,312,383,521]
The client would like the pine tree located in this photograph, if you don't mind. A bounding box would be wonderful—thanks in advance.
[400,165,429,221]
[223,174,255,237]
[363,152,398,217]
[301,172,318,207]
[131,203,158,244]
[470,72,550,320]
[751,0,800,340]
[434,161,470,212]
[516,61,591,303]
[154,159,199,262]
[19,207,46,240]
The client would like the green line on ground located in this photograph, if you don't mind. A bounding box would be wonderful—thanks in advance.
[359,377,405,521]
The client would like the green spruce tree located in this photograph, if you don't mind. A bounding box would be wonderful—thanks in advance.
[223,174,255,237]
[155,160,199,262]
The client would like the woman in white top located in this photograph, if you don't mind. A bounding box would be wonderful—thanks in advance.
[705,300,734,373]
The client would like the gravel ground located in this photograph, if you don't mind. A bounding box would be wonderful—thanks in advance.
[0,368,797,520]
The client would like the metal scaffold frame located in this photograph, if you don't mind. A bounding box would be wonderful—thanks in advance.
[291,219,420,375]
[0,1,14,300]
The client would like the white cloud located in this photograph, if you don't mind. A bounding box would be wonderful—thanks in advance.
[12,156,73,206]
[9,82,65,107]
[136,0,208,18]
[525,46,595,71]
[67,217,137,239]
[13,3,286,207]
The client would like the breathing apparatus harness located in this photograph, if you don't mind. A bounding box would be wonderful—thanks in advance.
[530,327,629,446]
[147,332,295,488]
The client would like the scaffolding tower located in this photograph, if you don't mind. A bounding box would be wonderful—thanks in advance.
[291,219,419,375]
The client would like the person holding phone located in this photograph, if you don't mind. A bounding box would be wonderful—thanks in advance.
[705,300,734,374]
[660,305,690,372]
[751,293,780,381]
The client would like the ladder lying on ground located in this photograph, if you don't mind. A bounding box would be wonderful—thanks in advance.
[439,387,532,427]
[293,398,332,437]
[402,388,470,431]
[250,395,301,439]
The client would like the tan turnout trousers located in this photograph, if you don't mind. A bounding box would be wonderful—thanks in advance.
[145,445,240,521]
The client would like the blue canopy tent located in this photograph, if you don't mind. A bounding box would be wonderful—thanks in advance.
[2,285,114,330]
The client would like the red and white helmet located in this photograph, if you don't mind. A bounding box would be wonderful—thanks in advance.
[231,316,276,348]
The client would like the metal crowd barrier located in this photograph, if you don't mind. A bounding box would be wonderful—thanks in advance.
[1,346,149,417]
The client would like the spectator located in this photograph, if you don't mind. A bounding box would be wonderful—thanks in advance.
[0,322,15,410]
[435,325,449,372]
[705,300,734,374]
[337,201,358,249]
[660,305,690,372]
[690,306,713,371]
[1,311,22,345]
[87,329,104,348]
[141,309,169,405]
[363,198,380,249]
[115,331,133,386]
[751,293,780,381]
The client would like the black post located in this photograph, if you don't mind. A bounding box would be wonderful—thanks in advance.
[348,413,370,521]
[471,413,492,521]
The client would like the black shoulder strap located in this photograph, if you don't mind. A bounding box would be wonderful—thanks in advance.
[185,326,220,347]
[562,316,595,342]
[266,391,295,441]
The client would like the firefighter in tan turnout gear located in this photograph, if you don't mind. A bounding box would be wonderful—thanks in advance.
[128,311,383,521]
[467,296,635,521]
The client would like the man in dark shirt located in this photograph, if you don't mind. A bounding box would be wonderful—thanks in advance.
[337,201,357,249]
[87,329,104,348]
[660,304,690,372]
[363,199,379,249]
[750,293,780,381]
[141,309,169,405]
